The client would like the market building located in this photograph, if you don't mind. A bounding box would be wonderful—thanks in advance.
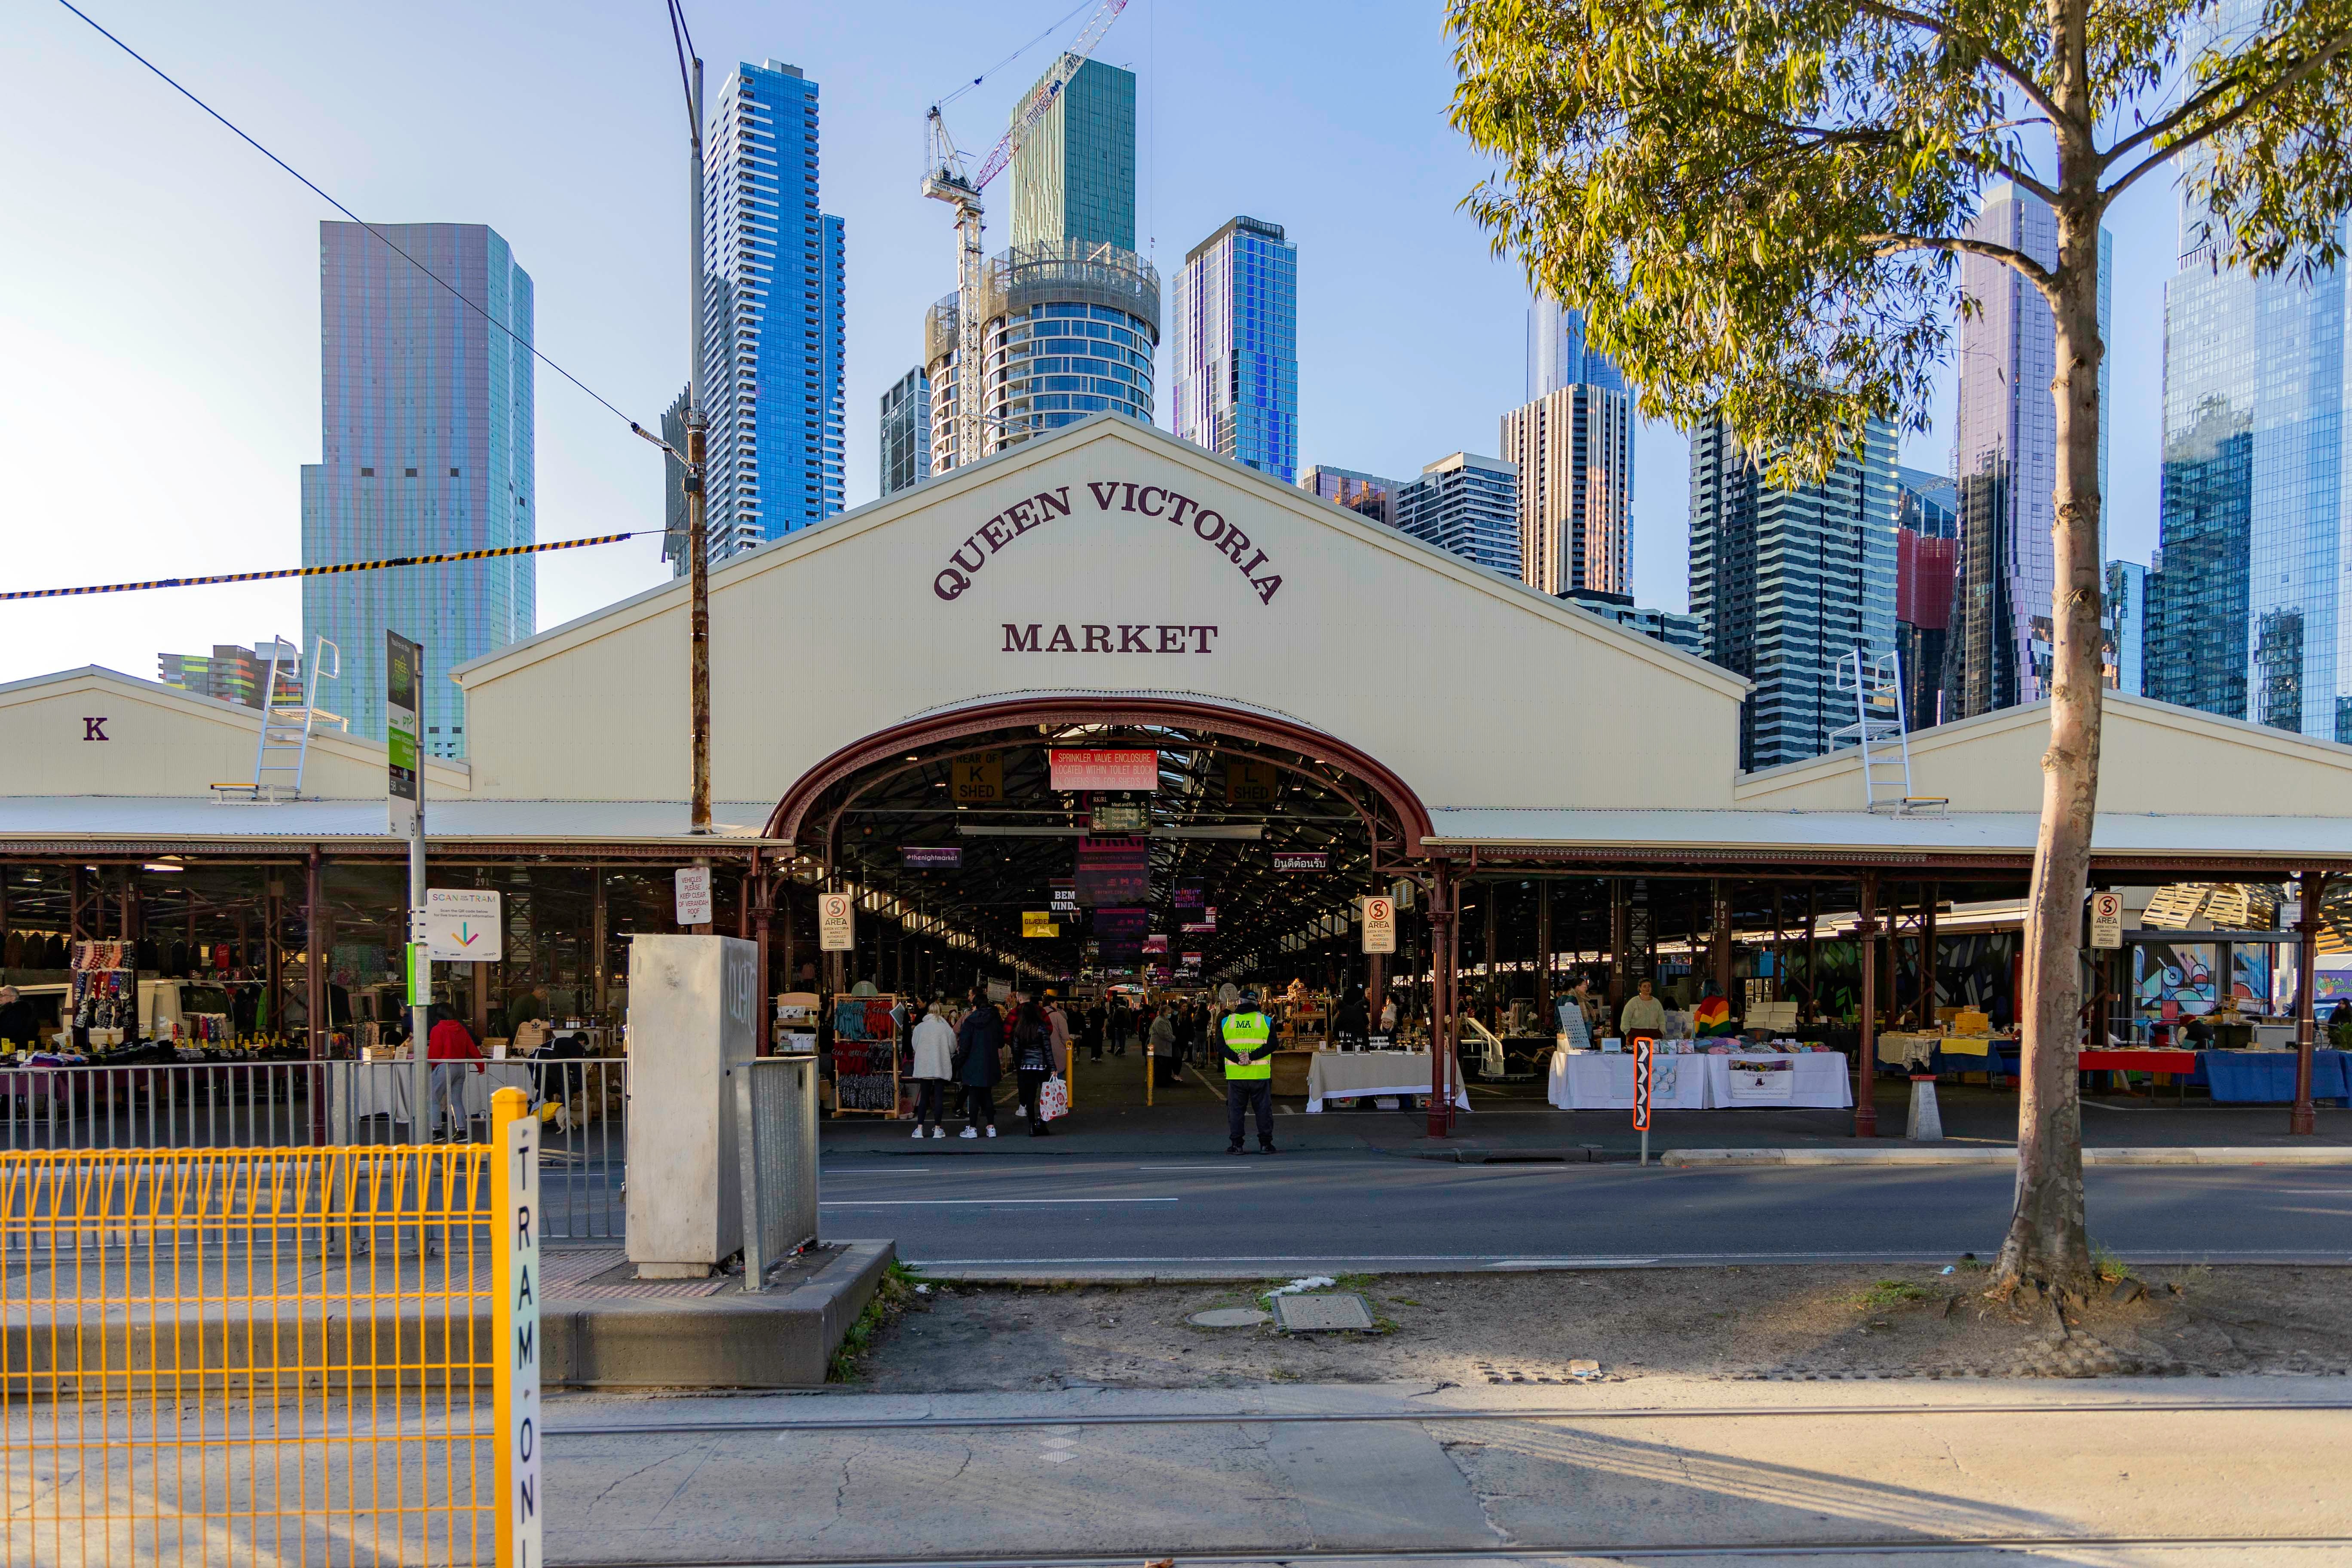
[6,414,2352,1141]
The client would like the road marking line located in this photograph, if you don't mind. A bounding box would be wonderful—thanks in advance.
[818,1197,1180,1207]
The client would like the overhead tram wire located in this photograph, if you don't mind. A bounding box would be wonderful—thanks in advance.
[0,532,650,603]
[55,0,680,462]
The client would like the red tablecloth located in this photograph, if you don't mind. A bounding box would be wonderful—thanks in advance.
[2079,1049,2198,1073]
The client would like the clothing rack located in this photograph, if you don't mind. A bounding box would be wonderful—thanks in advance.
[830,993,903,1118]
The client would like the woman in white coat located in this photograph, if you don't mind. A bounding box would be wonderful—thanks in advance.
[909,1000,958,1138]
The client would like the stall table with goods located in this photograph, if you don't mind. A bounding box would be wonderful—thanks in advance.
[1549,1040,1853,1110]
[1305,1049,1471,1113]
[328,1059,537,1137]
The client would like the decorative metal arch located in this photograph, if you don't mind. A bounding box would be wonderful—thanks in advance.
[766,695,1434,856]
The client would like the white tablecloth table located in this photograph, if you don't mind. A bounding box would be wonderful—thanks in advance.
[1304,1050,1470,1113]
[332,1061,538,1133]
[1547,1050,1711,1110]
[1697,1051,1854,1109]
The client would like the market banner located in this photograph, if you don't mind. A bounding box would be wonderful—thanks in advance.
[1094,907,1148,960]
[1181,907,1218,934]
[1272,851,1327,872]
[1173,880,1207,910]
[1142,934,1169,954]
[903,846,962,868]
[1021,912,1060,938]
[1075,835,1149,905]
[1051,748,1158,792]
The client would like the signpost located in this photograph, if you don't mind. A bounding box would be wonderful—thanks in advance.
[818,892,854,952]
[490,1089,542,1568]
[2090,891,2123,949]
[423,888,503,963]
[1363,895,1397,955]
[674,867,714,927]
[387,631,431,1142]
[1633,1036,1654,1167]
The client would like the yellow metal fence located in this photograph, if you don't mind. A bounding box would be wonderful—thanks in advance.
[3,1145,496,1566]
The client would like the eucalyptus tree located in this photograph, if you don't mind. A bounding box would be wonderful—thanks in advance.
[1449,0,2352,1291]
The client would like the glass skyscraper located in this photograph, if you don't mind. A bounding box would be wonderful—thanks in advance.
[699,61,845,563]
[926,55,1157,471]
[2148,177,2349,736]
[880,368,931,496]
[1393,453,1521,576]
[301,222,533,757]
[1526,292,1626,398]
[1170,217,1298,481]
[1299,464,1397,527]
[1505,295,1635,599]
[1688,415,1899,771]
[1949,182,2111,719]
[1011,58,1136,252]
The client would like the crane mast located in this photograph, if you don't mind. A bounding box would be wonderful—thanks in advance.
[922,0,1130,471]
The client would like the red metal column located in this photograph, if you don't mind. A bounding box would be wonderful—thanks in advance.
[1428,862,1456,1138]
[2293,870,2327,1135]
[753,860,774,1059]
[1854,872,1880,1138]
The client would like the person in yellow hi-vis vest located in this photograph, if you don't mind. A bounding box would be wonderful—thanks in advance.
[1220,986,1277,1155]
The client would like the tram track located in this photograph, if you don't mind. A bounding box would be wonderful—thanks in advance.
[573,1533,2352,1565]
[547,1394,2352,1438]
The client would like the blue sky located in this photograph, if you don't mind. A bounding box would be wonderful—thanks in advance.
[1,0,2182,689]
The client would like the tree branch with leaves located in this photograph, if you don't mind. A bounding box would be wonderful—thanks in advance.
[1449,0,2352,1295]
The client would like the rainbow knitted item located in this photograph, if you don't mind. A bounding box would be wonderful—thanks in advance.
[1692,996,1738,1036]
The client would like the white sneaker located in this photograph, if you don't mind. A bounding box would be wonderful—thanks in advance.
[928,1125,945,1139]
[959,1127,978,1139]
[911,1125,926,1139]
[984,1125,997,1138]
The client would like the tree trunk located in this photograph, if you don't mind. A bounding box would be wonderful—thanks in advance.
[1994,199,2105,1299]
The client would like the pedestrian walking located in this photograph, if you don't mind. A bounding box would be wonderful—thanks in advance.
[425,1002,486,1142]
[908,1000,956,1138]
[1084,1000,1106,1062]
[1008,997,1057,1136]
[952,990,1004,1139]
[1149,1004,1178,1087]
[1219,986,1277,1155]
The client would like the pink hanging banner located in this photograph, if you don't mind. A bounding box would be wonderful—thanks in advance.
[1050,748,1159,792]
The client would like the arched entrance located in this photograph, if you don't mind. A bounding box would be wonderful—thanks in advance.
[768,694,1449,1127]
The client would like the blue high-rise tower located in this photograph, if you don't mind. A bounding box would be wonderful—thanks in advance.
[1171,217,1298,481]
[301,222,534,758]
[698,61,846,564]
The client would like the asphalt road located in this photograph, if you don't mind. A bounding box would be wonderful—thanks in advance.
[816,1155,2352,1271]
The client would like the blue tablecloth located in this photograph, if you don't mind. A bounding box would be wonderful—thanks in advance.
[2200,1049,2351,1104]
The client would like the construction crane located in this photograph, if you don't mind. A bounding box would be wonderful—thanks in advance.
[923,0,1130,471]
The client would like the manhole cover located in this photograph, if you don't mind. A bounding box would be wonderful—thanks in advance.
[1270,1292,1377,1332]
[1188,1308,1271,1327]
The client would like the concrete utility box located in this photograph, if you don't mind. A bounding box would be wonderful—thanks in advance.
[625,934,759,1278]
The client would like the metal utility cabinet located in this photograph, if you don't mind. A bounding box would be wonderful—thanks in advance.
[625,934,758,1278]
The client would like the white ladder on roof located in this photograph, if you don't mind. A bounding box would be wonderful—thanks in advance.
[218,637,341,802]
[1830,648,1944,815]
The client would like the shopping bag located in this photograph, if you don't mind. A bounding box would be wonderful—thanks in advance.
[1038,1073,1070,1122]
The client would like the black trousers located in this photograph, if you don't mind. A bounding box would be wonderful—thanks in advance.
[1017,1068,1051,1126]
[1226,1081,1273,1148]
[961,1084,995,1130]
[914,1079,947,1126]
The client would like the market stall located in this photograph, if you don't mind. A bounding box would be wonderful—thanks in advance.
[328,1058,536,1136]
[1547,1044,1852,1109]
[1548,1048,1709,1111]
[1304,1050,1470,1113]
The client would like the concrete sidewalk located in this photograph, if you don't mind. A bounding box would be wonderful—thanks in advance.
[537,1375,2352,1564]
